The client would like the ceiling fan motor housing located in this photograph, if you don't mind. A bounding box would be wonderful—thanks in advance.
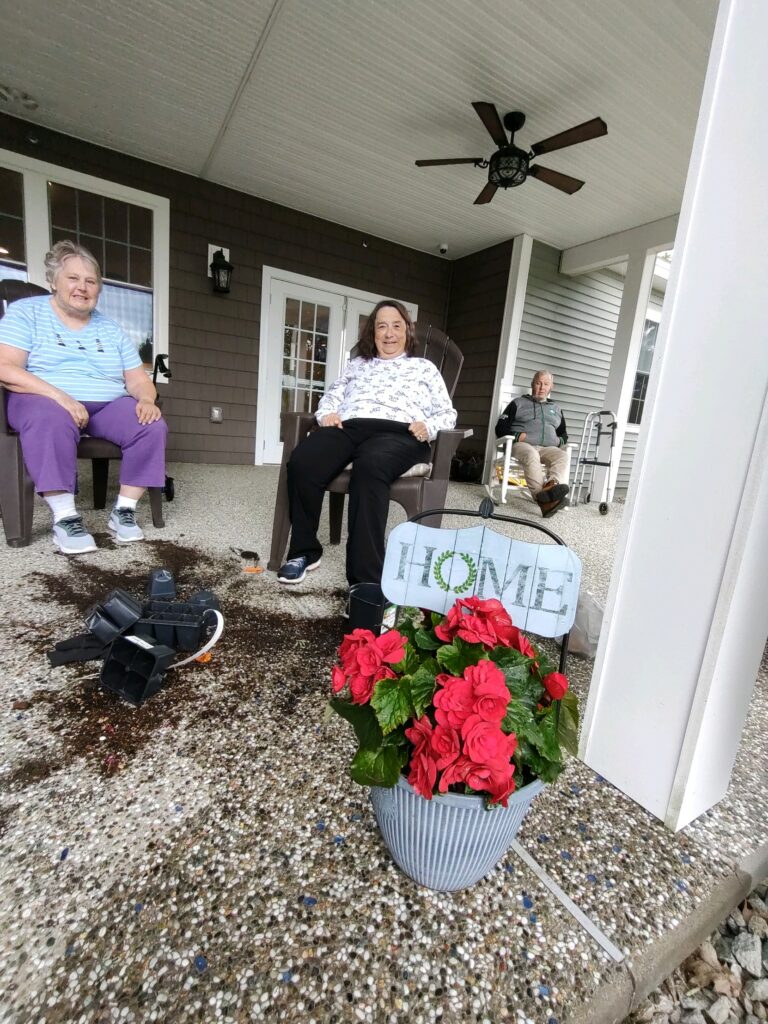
[488,146,529,188]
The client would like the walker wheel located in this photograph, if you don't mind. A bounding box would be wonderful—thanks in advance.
[599,502,609,515]
[585,493,591,503]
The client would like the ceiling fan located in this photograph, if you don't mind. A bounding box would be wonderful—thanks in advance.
[415,102,607,205]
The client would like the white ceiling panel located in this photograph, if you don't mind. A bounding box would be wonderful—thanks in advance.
[0,0,719,256]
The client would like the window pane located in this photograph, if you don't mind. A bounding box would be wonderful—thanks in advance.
[315,304,329,333]
[0,214,25,264]
[130,205,152,248]
[97,282,152,354]
[51,226,71,247]
[104,198,128,242]
[104,240,128,282]
[283,327,297,360]
[48,182,77,231]
[300,302,316,330]
[129,247,152,288]
[637,320,658,374]
[78,190,103,237]
[284,298,300,328]
[80,234,105,268]
[0,168,24,219]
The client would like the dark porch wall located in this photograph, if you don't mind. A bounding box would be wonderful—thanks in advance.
[1,114,451,464]
[444,240,514,451]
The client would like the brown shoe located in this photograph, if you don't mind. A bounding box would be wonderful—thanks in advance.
[539,495,568,518]
[535,482,569,507]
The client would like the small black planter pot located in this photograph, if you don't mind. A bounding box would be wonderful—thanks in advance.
[101,636,176,705]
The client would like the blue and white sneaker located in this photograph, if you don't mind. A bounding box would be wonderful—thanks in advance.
[52,515,97,555]
[276,555,321,584]
[108,506,145,544]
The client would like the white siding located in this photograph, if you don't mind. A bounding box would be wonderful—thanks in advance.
[615,429,639,497]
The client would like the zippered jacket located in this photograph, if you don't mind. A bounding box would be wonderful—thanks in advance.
[495,394,568,447]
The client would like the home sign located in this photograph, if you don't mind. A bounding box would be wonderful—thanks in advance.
[381,523,582,638]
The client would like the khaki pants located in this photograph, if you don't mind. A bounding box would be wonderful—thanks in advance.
[510,442,569,497]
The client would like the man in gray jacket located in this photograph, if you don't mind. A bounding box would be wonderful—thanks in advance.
[495,370,569,517]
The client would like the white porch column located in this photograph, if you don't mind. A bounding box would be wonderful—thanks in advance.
[591,249,656,502]
[483,233,533,472]
[579,0,768,830]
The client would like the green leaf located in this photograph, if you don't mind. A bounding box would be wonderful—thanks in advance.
[532,708,561,762]
[350,745,407,787]
[414,628,441,650]
[370,676,414,735]
[556,689,580,757]
[409,659,438,719]
[501,700,539,740]
[436,637,484,676]
[515,738,562,783]
[329,698,383,750]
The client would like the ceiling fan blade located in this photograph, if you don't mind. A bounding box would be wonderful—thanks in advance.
[529,164,584,194]
[473,182,498,205]
[530,117,607,156]
[415,158,482,167]
[471,102,508,148]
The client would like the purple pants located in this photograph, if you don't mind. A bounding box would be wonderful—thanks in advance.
[7,393,168,494]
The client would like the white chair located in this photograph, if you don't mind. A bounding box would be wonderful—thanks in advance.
[485,387,572,506]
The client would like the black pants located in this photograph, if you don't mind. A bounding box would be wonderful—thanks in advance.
[286,419,430,585]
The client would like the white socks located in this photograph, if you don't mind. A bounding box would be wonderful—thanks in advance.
[45,493,77,524]
[115,496,138,511]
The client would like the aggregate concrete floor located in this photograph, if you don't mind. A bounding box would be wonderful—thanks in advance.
[0,463,765,1024]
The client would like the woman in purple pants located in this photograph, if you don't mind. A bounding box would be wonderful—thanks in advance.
[0,240,167,554]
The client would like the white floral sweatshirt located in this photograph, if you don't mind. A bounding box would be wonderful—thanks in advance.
[315,355,457,441]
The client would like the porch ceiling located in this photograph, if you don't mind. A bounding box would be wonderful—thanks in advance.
[0,0,718,258]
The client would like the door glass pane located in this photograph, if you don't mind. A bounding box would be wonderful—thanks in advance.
[279,296,333,438]
[315,304,329,333]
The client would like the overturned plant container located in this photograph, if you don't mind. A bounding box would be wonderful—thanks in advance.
[101,635,176,705]
[84,590,143,645]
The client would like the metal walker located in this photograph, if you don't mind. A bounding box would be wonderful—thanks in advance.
[571,410,617,514]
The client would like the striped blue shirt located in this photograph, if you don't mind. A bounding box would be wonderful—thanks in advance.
[0,296,142,401]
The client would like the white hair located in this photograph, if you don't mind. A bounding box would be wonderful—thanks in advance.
[44,239,102,290]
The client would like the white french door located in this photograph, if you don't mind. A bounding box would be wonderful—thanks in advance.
[256,268,418,464]
[259,280,344,464]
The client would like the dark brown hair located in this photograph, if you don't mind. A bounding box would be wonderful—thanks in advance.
[356,299,416,360]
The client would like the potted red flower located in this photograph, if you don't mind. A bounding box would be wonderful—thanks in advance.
[329,596,578,891]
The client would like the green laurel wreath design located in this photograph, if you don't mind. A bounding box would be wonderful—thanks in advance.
[433,551,477,594]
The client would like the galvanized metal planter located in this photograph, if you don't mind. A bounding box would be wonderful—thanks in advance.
[370,774,544,892]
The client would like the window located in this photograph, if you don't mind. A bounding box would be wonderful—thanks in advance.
[628,319,658,424]
[49,182,154,363]
[0,148,170,375]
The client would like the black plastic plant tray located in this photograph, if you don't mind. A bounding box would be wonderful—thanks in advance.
[137,602,207,650]
[85,590,143,645]
[101,635,176,705]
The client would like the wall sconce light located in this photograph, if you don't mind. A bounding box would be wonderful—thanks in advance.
[209,248,233,294]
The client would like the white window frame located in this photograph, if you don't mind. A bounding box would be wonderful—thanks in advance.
[256,266,418,464]
[0,147,171,382]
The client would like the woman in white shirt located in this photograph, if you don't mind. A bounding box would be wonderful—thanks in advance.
[277,300,456,586]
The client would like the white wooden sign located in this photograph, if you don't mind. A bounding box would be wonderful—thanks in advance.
[382,523,582,638]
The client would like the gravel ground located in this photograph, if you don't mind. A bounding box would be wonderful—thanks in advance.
[0,464,765,1024]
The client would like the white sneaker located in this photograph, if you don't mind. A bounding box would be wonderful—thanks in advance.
[53,515,97,554]
[108,506,145,544]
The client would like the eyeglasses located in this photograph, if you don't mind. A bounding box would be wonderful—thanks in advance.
[56,332,104,353]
